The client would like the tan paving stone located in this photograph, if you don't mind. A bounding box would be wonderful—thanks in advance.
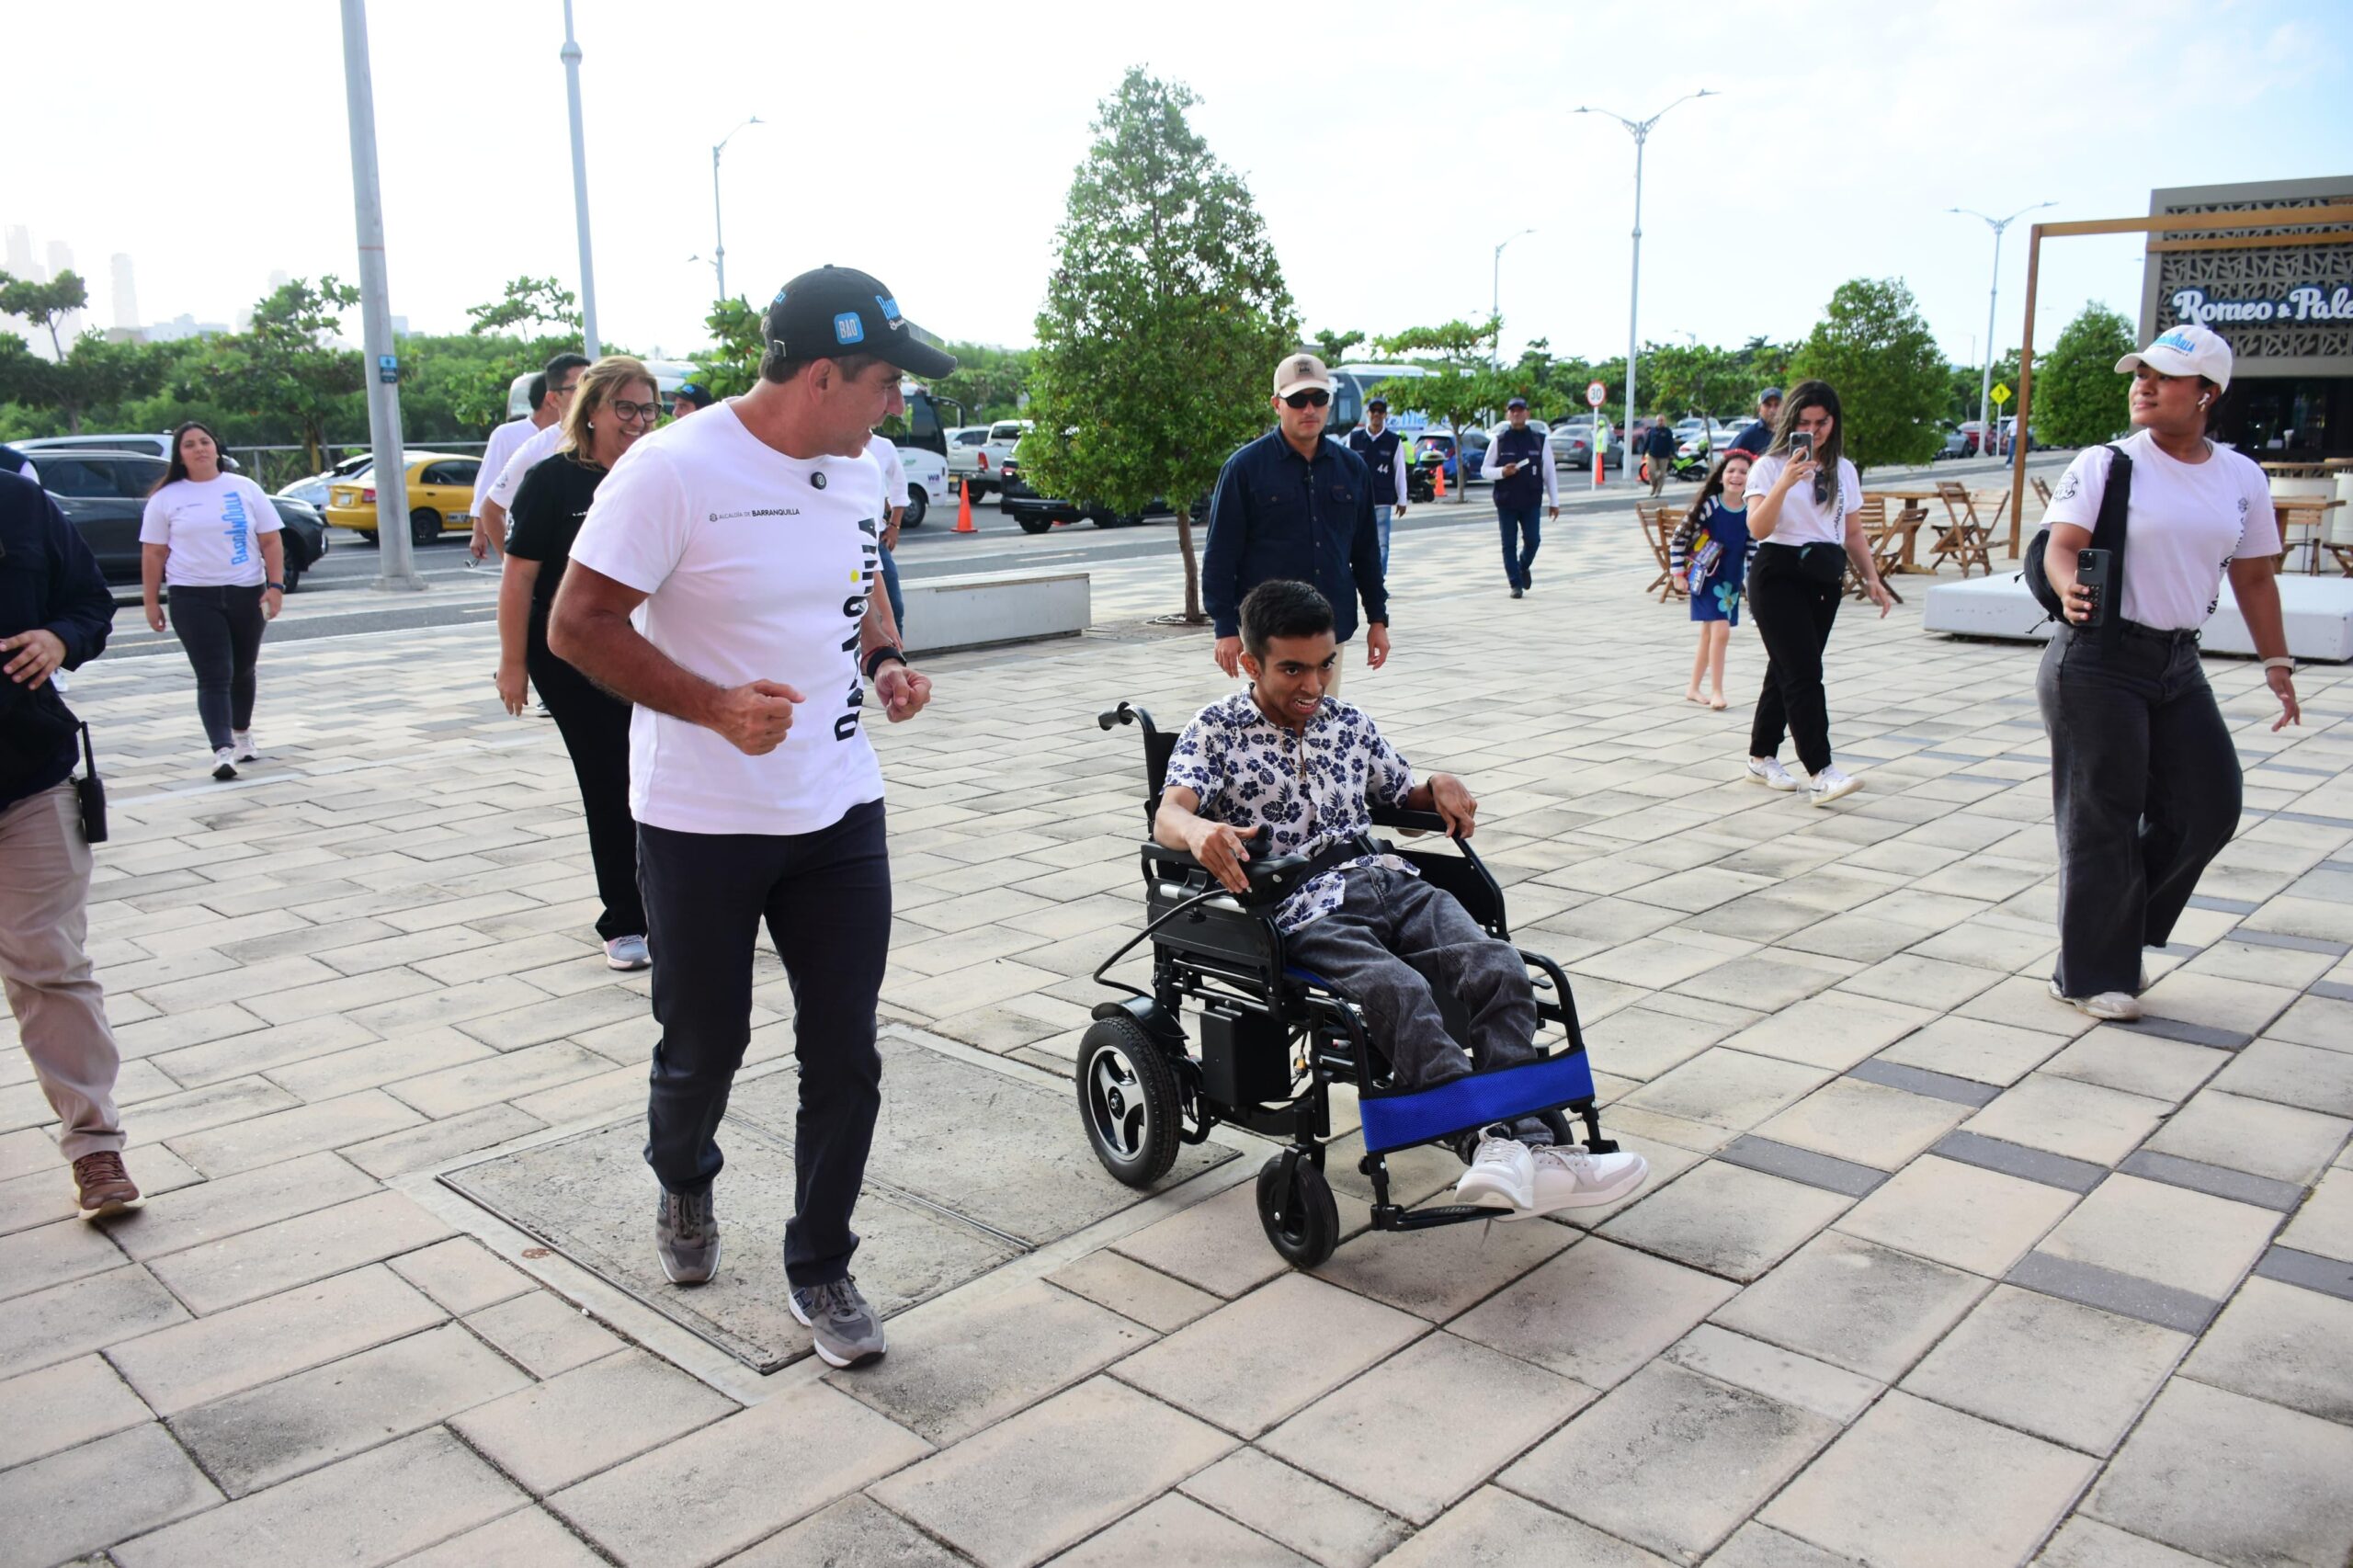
[2087,1379,2353,1568]
[1052,1492,1316,1567]
[1620,1049,1833,1132]
[148,1015,383,1092]
[0,1422,223,1568]
[1754,1076,1971,1171]
[1045,1248,1220,1332]
[1876,1015,2069,1086]
[2145,1088,2349,1186]
[0,1264,188,1380]
[1961,1074,2171,1166]
[1956,974,2102,1039]
[2215,1037,2353,1117]
[1374,1486,1676,1567]
[2266,991,2353,1052]
[1711,1231,1988,1381]
[464,1288,624,1378]
[2179,1275,2353,1425]
[2038,1028,2230,1104]
[2034,1517,2218,1568]
[165,1087,426,1178]
[387,1236,535,1313]
[259,1028,495,1103]
[2037,1174,2279,1302]
[391,1506,609,1568]
[102,1149,379,1263]
[1706,1522,1870,1566]
[1309,1199,1574,1320]
[1450,1234,1738,1388]
[1597,1160,1851,1283]
[2136,971,2300,1037]
[1111,1180,1303,1300]
[1834,1155,2078,1277]
[2279,1166,2353,1262]
[0,1354,153,1471]
[0,1213,129,1301]
[109,1264,445,1415]
[1179,1447,1409,1568]
[117,1076,302,1143]
[145,1188,453,1313]
[450,1347,737,1494]
[1903,1284,2188,1456]
[1660,1324,1881,1424]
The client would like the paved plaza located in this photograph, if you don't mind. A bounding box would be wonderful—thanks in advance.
[5,490,2351,1568]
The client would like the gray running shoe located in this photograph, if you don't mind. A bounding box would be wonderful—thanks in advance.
[790,1276,887,1368]
[654,1187,719,1284]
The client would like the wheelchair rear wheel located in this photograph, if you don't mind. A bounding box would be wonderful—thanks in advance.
[1076,1016,1180,1187]
[1256,1152,1339,1268]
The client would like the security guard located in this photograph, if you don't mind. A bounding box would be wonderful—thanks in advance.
[1346,396,1410,572]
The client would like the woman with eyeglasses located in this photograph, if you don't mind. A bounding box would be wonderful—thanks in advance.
[495,356,660,971]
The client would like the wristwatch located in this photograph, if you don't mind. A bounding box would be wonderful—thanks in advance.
[265,581,285,591]
[863,645,908,681]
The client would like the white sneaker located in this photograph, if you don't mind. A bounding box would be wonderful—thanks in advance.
[1745,757,1797,791]
[231,731,260,763]
[2048,977,2141,1021]
[1454,1135,1535,1212]
[1506,1145,1651,1219]
[1807,765,1862,806]
[605,935,652,971]
[210,747,237,782]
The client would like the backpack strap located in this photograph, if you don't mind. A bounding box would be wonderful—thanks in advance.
[2091,443,2132,650]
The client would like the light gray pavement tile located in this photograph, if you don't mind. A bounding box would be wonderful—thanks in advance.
[1712,1136,1887,1199]
[164,1087,427,1178]
[0,1264,188,1379]
[1597,1159,1853,1283]
[1311,1200,1574,1320]
[2034,1173,2279,1302]
[1675,951,1858,1013]
[827,1278,1149,1445]
[1372,1485,1676,1568]
[1116,1272,1426,1439]
[1834,1155,2080,1277]
[388,1236,535,1314]
[109,1264,446,1415]
[0,1422,223,1568]
[1956,974,2103,1039]
[1780,915,1941,968]
[1961,1074,2172,1167]
[2183,935,2341,990]
[0,1214,129,1301]
[1835,953,2010,1011]
[1180,1447,1410,1568]
[2039,1027,2231,1104]
[1661,1324,1881,1424]
[449,1347,738,1495]
[2279,1167,2353,1263]
[870,1375,1228,1568]
[1505,1358,1841,1564]
[113,1076,301,1143]
[108,1002,269,1061]
[1323,1134,1472,1209]
[1932,1129,2109,1193]
[1111,1180,1304,1300]
[390,1506,609,1568]
[0,1354,153,1471]
[388,1040,611,1119]
[1842,1056,2000,1107]
[2087,1378,2353,1568]
[1449,1234,1738,1389]
[1711,1231,1989,1382]
[2215,1037,2353,1116]
[346,976,569,1044]
[261,1028,496,1104]
[2118,1149,2306,1212]
[1579,1004,1739,1081]
[2005,1252,2226,1336]
[2144,1088,2349,1187]
[343,1103,548,1179]
[2033,1517,2221,1568]
[1598,1105,1735,1154]
[553,1381,928,1567]
[1051,1492,1315,1568]
[463,1289,624,1379]
[1706,1522,1870,1567]
[513,1065,647,1128]
[1045,1249,1220,1333]
[145,1188,454,1313]
[2178,1274,2353,1425]
[110,1426,529,1568]
[102,1149,379,1262]
[2265,991,2353,1052]
[0,1126,59,1183]
[241,966,447,1028]
[718,1494,964,1566]
[1571,931,1759,992]
[1876,1016,2071,1087]
[1752,1076,1972,1172]
[1761,1391,2098,1568]
[1619,1050,1833,1132]
[2135,971,2301,1038]
[1901,1283,2189,1456]
[1714,993,1941,1074]
[1258,1331,1586,1528]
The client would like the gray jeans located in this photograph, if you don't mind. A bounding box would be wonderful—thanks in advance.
[2036,625,2241,998]
[1283,869,1554,1147]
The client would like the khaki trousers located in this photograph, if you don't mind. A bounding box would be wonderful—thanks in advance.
[0,784,122,1160]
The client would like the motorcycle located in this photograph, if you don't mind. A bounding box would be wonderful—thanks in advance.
[1405,448,1447,504]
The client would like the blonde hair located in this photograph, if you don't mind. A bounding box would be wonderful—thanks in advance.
[562,355,657,459]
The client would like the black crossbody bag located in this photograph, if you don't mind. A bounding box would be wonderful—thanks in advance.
[74,722,107,844]
[2025,443,2131,649]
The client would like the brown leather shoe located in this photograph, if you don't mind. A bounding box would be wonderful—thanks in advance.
[73,1151,141,1218]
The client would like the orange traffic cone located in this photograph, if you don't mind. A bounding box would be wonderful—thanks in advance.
[1433,459,1447,500]
[955,482,976,533]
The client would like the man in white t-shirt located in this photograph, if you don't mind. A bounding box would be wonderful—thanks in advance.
[551,266,951,1369]
[467,370,550,560]
[865,426,909,632]
[471,352,588,561]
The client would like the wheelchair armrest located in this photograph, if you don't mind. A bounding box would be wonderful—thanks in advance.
[1141,830,1312,911]
[1370,804,1456,836]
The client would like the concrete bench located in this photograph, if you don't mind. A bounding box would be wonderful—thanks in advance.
[898,570,1090,657]
[1923,572,2353,662]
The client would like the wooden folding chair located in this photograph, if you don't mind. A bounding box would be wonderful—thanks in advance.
[2031,475,2052,509]
[1870,506,1925,589]
[1929,480,1994,577]
[1639,503,1688,601]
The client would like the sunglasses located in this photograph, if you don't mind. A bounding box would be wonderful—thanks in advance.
[1282,390,1331,409]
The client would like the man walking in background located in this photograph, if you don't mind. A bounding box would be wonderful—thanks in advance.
[1730,387,1782,457]
[1482,397,1557,598]
[468,371,548,562]
[669,381,710,418]
[472,351,589,561]
[1346,395,1409,573]
[1644,415,1677,497]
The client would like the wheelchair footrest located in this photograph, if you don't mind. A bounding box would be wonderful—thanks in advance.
[1371,1202,1510,1233]
[1358,1051,1597,1156]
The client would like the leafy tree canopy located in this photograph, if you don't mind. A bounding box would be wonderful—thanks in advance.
[2029,302,2135,450]
[1787,278,1949,470]
[0,270,90,360]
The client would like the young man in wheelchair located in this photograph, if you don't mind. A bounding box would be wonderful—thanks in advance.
[1155,580,1648,1218]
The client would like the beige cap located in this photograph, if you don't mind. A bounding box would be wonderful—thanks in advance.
[1274,353,1334,399]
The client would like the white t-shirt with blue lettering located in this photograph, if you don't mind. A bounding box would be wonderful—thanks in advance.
[139,474,283,586]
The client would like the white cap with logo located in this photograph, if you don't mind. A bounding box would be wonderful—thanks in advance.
[1274,354,1335,399]
[2117,323,2234,392]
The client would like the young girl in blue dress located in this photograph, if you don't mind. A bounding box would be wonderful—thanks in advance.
[1671,451,1755,709]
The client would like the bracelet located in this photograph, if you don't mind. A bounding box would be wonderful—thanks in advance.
[265,581,285,592]
[863,645,907,681]
[2262,656,2295,674]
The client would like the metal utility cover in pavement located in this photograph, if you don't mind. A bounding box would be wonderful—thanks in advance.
[443,1033,1233,1371]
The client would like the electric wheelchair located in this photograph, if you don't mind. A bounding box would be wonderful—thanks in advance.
[1074,701,1620,1269]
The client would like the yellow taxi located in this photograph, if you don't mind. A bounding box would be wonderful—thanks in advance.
[325,451,483,548]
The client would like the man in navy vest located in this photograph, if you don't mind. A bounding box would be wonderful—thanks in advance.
[1480,397,1557,599]
[1345,397,1410,573]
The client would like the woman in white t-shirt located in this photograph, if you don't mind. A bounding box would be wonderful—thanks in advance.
[1739,381,1893,806]
[140,421,285,780]
[2035,324,2298,1022]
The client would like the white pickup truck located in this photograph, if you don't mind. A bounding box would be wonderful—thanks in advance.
[949,419,1031,501]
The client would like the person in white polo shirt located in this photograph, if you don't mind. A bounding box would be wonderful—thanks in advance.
[468,368,550,561]
[472,351,588,562]
[551,265,949,1369]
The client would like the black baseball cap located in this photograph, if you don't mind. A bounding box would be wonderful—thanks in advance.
[671,381,709,406]
[1506,395,1529,409]
[764,265,956,378]
[1367,397,1388,411]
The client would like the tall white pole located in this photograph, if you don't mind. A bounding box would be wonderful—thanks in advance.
[710,144,726,304]
[337,0,422,592]
[1950,203,2053,455]
[1492,228,1533,368]
[561,0,599,357]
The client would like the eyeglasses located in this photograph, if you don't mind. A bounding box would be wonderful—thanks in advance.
[1282,390,1331,409]
[608,399,661,423]
[552,381,582,398]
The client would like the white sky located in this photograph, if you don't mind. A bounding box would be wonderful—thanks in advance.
[10,0,2347,379]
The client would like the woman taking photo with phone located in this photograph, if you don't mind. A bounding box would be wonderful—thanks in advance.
[2036,324,2295,1021]
[140,421,286,780]
[494,356,658,971]
[1739,381,1893,805]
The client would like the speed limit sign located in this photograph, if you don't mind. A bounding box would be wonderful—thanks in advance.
[1586,380,1607,408]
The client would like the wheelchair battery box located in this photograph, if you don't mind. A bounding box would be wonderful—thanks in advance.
[1197,1006,1294,1106]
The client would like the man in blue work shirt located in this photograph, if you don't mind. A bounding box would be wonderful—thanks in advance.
[1204,353,1390,696]
[1729,388,1781,457]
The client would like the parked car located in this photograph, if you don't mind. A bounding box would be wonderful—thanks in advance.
[277,451,372,510]
[1411,427,1489,487]
[1937,427,1970,460]
[998,434,1188,533]
[326,452,482,547]
[943,425,992,494]
[967,420,1031,502]
[38,449,325,590]
[1552,414,1622,471]
[16,432,243,472]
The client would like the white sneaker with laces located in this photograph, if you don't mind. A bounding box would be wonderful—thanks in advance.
[231,731,259,763]
[1454,1135,1535,1212]
[1807,765,1862,805]
[1745,756,1797,791]
[605,935,652,971]
[210,747,237,782]
[2048,977,2141,1021]
[1506,1145,1651,1219]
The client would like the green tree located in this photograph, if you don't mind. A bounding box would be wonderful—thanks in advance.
[454,276,589,430]
[1027,67,1298,623]
[1377,318,1507,500]
[1787,278,1949,470]
[2031,302,2136,450]
[464,276,581,336]
[206,277,365,472]
[0,270,90,363]
[0,325,166,437]
[1310,327,1366,365]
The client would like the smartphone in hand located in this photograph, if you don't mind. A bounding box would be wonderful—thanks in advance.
[1790,432,1815,461]
[2076,548,2115,628]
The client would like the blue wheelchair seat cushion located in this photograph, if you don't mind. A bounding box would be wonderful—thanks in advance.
[1358,1051,1597,1155]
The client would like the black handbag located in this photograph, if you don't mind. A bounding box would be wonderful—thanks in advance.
[74,722,106,844]
[2026,444,2131,647]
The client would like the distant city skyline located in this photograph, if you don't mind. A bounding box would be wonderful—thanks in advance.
[1,221,297,358]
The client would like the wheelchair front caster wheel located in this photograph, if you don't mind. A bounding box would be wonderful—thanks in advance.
[1076,1016,1181,1187]
[1256,1153,1339,1268]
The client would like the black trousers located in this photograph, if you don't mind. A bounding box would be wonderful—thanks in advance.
[637,799,891,1288]
[1747,543,1845,775]
[2036,625,2241,997]
[527,614,644,941]
[168,585,265,751]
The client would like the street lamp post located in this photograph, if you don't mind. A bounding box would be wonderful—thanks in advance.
[1574,91,1715,481]
[1949,202,2055,453]
[336,0,422,592]
[1492,228,1534,365]
[710,116,763,304]
[560,0,599,356]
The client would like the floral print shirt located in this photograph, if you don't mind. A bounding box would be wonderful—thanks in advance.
[1162,691,1416,933]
